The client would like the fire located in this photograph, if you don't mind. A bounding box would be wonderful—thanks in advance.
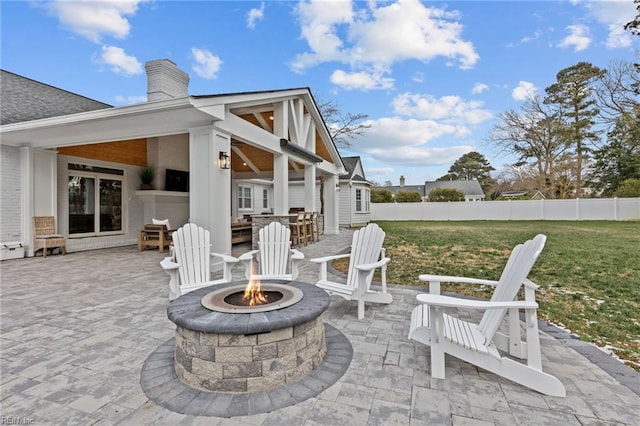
[243,276,268,306]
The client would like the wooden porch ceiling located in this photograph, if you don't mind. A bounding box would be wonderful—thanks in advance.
[232,110,333,174]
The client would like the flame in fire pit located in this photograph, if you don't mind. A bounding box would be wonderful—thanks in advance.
[243,276,268,306]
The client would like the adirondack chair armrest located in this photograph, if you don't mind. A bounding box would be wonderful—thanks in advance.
[354,257,390,272]
[160,257,180,271]
[310,253,351,264]
[416,294,538,310]
[239,250,259,262]
[211,252,239,264]
[290,249,304,261]
[419,274,499,287]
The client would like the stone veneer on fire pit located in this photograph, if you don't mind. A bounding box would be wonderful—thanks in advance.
[166,280,330,393]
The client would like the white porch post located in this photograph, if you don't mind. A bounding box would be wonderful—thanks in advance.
[188,126,232,261]
[273,153,289,215]
[304,166,316,212]
[20,147,34,257]
[323,174,340,235]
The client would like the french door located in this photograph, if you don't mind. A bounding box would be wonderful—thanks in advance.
[68,165,123,235]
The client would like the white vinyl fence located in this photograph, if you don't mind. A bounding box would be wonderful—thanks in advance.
[370,197,640,221]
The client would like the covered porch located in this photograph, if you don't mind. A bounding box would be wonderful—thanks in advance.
[1,66,345,259]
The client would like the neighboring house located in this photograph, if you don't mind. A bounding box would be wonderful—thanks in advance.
[385,176,426,199]
[337,156,372,227]
[383,176,485,202]
[500,190,546,200]
[0,60,346,259]
[424,180,485,202]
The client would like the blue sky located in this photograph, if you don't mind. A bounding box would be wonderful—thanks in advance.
[1,0,638,185]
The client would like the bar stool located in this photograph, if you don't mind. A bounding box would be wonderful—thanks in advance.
[304,211,314,244]
[291,211,307,247]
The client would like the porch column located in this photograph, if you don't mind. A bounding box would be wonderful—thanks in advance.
[273,153,289,215]
[304,166,316,212]
[189,126,232,262]
[323,174,339,235]
[19,147,34,256]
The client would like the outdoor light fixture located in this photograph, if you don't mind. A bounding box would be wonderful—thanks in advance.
[335,183,340,191]
[218,151,230,169]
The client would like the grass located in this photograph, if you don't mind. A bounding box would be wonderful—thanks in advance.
[337,221,640,371]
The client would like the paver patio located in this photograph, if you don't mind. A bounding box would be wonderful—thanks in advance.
[1,229,639,425]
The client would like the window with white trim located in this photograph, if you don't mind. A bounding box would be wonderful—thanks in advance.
[262,188,269,210]
[355,188,370,213]
[238,185,252,210]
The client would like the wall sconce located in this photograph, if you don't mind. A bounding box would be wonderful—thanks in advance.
[335,183,341,192]
[218,151,230,170]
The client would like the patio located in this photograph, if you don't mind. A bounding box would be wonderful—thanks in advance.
[1,230,639,425]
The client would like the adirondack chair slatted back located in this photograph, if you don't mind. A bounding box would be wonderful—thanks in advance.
[173,223,211,285]
[477,234,546,343]
[258,222,291,277]
[346,223,386,291]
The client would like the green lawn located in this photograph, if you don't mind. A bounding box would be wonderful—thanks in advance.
[374,221,640,371]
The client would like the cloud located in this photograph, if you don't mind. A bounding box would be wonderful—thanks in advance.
[392,93,493,125]
[291,0,478,90]
[329,69,394,90]
[44,0,145,43]
[247,2,265,29]
[95,45,142,76]
[557,24,591,52]
[367,167,395,177]
[191,48,223,79]
[114,95,147,105]
[520,30,542,44]
[471,83,488,95]
[512,81,538,101]
[584,1,636,49]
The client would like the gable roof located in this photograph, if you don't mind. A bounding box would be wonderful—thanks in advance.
[340,156,367,182]
[425,180,484,197]
[1,69,112,125]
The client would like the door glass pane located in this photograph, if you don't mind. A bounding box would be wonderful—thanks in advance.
[68,176,95,234]
[99,179,122,232]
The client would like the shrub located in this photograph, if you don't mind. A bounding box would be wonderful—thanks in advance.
[371,189,393,203]
[394,191,423,203]
[615,178,640,197]
[428,187,465,202]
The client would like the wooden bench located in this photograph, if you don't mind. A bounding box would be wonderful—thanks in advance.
[138,224,172,252]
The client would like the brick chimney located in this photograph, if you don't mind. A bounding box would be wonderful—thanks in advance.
[400,175,405,187]
[145,59,189,102]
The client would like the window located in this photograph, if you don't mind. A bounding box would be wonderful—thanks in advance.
[238,185,252,210]
[263,188,269,210]
[355,188,370,213]
[68,164,123,235]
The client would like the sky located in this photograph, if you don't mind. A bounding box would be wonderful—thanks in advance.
[1,0,638,185]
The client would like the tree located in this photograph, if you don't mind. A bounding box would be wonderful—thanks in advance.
[371,189,393,203]
[487,97,568,198]
[438,151,496,195]
[544,62,605,197]
[428,188,465,202]
[587,114,640,196]
[394,191,422,202]
[594,60,640,126]
[315,95,370,213]
[315,97,370,148]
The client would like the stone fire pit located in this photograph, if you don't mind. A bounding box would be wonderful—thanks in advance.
[166,280,330,393]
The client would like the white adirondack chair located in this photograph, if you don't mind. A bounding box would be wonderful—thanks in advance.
[311,223,392,320]
[408,234,566,397]
[160,223,238,301]
[238,222,304,280]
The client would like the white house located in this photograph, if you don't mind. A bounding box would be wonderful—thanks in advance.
[0,60,346,260]
[337,156,372,227]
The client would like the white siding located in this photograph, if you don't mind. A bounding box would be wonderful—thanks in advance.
[0,145,22,243]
